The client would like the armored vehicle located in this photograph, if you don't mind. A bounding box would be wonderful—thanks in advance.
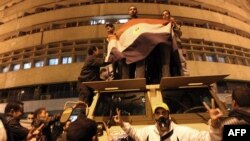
[66,74,228,140]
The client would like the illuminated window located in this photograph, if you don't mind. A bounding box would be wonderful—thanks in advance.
[206,55,216,62]
[35,60,44,67]
[49,58,59,65]
[118,19,129,23]
[90,19,105,25]
[23,62,31,69]
[218,56,226,63]
[2,66,9,72]
[13,64,21,71]
[62,57,72,64]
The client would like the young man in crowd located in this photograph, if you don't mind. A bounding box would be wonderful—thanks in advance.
[4,101,34,141]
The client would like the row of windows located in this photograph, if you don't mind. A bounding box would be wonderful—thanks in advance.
[1,14,250,43]
[217,81,250,94]
[0,80,249,103]
[0,38,249,73]
[180,20,250,39]
[0,0,247,25]
[182,39,250,66]
[0,82,78,103]
[1,57,72,72]
[0,39,105,73]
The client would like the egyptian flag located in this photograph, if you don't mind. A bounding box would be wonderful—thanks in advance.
[105,34,125,63]
[106,18,175,64]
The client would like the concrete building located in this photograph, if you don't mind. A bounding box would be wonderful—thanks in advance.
[0,0,249,111]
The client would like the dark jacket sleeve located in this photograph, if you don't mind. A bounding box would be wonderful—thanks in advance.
[90,56,110,67]
[7,119,29,140]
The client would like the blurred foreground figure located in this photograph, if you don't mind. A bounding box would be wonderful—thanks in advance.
[67,115,98,141]
[0,117,7,141]
[205,87,250,141]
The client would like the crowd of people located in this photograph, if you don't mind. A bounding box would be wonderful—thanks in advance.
[0,87,248,141]
[0,99,95,141]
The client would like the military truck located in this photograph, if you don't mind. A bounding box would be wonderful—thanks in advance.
[63,74,228,141]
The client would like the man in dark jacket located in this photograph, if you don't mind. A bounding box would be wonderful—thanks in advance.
[78,46,109,106]
[4,101,34,141]
[205,87,250,141]
[32,107,62,141]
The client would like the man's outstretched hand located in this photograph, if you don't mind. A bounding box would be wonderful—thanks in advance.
[203,98,224,120]
[113,108,124,127]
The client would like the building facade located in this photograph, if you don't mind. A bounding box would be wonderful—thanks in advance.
[0,0,250,111]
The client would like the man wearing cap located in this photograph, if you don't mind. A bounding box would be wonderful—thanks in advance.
[114,102,211,141]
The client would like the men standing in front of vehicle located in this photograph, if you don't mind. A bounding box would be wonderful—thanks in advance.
[114,102,211,141]
[204,87,250,141]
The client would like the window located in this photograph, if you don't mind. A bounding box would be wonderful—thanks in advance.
[76,55,84,62]
[13,64,21,71]
[94,91,146,116]
[35,60,44,67]
[66,22,77,27]
[206,55,216,62]
[238,58,246,65]
[194,53,203,61]
[186,53,193,60]
[23,62,31,69]
[49,58,59,65]
[229,57,236,64]
[248,59,250,66]
[218,56,226,63]
[2,66,9,73]
[162,88,211,114]
[90,19,105,25]
[118,19,129,23]
[62,57,72,64]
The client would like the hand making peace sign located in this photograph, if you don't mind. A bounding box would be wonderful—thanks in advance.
[203,98,224,121]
